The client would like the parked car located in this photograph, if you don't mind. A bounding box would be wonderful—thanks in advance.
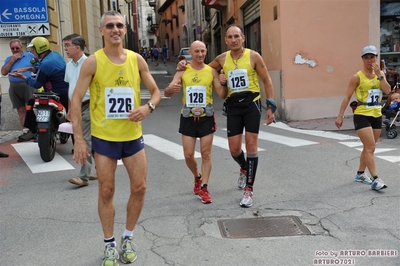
[178,47,192,63]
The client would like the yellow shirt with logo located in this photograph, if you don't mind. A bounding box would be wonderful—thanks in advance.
[89,49,142,141]
[181,64,214,117]
[354,70,383,118]
[223,48,261,101]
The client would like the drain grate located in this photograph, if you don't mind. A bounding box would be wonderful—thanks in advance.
[218,216,311,239]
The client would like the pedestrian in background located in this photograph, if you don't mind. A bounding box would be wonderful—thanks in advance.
[1,39,36,139]
[9,37,70,142]
[153,45,159,66]
[63,33,97,187]
[0,83,9,158]
[71,10,161,265]
[164,40,227,204]
[162,45,168,65]
[335,45,391,191]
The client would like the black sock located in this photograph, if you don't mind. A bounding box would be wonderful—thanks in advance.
[232,150,246,169]
[246,154,258,187]
[357,171,364,175]
[372,176,378,181]
[104,236,115,246]
[201,184,207,189]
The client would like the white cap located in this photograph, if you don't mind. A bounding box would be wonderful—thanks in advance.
[361,45,378,57]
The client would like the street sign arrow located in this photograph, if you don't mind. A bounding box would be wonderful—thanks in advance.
[2,9,12,20]
[39,24,48,34]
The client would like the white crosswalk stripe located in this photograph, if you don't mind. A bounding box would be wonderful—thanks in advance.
[144,134,200,160]
[10,126,399,173]
[12,143,75,173]
[141,90,170,100]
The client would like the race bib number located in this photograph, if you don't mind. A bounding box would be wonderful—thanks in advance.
[186,86,206,107]
[366,89,382,108]
[228,69,249,92]
[105,87,134,119]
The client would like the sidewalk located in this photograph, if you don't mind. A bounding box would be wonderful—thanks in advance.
[287,116,354,131]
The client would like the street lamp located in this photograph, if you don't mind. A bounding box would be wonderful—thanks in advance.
[125,0,134,51]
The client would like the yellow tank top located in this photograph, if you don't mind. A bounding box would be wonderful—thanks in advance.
[181,64,214,117]
[223,48,261,100]
[354,70,382,118]
[90,49,142,141]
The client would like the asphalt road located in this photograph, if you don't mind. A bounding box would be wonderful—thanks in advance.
[0,60,399,266]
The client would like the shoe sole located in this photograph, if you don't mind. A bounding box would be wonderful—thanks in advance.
[120,254,137,264]
[372,185,387,191]
[239,202,253,208]
[69,180,89,186]
[355,179,372,185]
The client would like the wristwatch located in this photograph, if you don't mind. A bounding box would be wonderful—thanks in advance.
[147,102,155,113]
[378,75,384,81]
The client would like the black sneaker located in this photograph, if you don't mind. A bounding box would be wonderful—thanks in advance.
[18,131,35,142]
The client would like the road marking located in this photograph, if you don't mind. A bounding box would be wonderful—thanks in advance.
[150,70,168,74]
[270,122,359,140]
[339,141,363,147]
[354,147,398,154]
[212,135,265,152]
[376,155,400,163]
[11,143,75,173]
[220,128,317,147]
[144,134,200,160]
[258,130,318,147]
[140,90,170,99]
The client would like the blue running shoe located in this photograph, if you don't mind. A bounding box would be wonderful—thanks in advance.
[355,173,372,184]
[371,178,387,191]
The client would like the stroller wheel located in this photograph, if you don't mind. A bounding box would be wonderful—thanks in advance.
[387,129,398,139]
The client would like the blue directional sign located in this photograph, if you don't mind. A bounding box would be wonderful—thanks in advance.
[0,0,48,24]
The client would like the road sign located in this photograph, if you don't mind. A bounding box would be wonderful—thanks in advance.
[0,0,48,24]
[0,23,50,37]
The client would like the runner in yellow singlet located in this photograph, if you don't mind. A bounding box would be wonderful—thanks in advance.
[177,25,276,208]
[164,41,227,204]
[335,45,391,191]
[70,10,161,265]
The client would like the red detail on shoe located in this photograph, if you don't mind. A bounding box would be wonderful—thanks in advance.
[198,187,212,204]
[193,178,202,195]
[240,167,246,174]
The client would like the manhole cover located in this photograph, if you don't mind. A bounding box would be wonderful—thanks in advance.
[218,216,311,238]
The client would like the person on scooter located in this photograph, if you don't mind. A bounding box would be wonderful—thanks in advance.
[9,37,69,142]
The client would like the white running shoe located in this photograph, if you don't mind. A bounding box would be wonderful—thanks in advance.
[371,178,387,191]
[239,187,253,208]
[355,173,372,184]
[238,168,246,189]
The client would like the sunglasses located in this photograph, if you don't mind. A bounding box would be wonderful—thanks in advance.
[105,23,124,29]
[11,47,21,51]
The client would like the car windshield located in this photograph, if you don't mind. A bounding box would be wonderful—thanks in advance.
[181,49,189,55]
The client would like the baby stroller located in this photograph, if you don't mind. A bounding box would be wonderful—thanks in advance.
[382,84,400,139]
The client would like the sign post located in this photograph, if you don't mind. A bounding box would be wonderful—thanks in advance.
[0,0,50,37]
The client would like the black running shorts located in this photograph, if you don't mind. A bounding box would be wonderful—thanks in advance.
[353,114,382,130]
[226,99,262,137]
[179,115,216,138]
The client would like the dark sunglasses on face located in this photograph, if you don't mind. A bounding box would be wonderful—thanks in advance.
[11,47,21,51]
[105,23,124,29]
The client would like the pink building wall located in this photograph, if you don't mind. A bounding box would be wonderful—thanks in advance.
[260,0,380,120]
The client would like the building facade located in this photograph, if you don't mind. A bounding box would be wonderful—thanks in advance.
[0,0,386,121]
